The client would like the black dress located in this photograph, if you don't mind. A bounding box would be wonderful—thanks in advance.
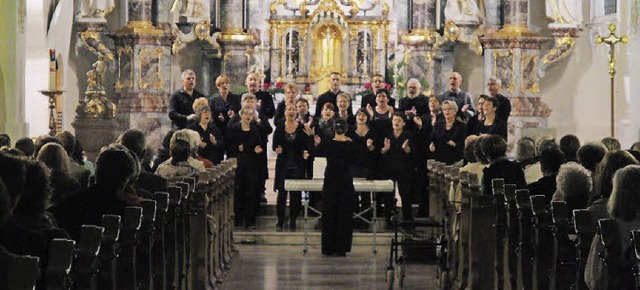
[188,122,226,165]
[273,123,309,227]
[322,139,356,255]
[430,120,467,165]
[379,129,416,220]
[475,118,508,141]
[227,122,264,227]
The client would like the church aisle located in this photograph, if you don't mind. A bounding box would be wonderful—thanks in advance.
[221,244,439,290]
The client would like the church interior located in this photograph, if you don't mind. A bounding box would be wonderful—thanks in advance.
[2,0,640,289]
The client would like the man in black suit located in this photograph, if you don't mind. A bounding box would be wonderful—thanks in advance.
[315,72,353,116]
[487,77,512,122]
[361,73,395,110]
[169,69,205,129]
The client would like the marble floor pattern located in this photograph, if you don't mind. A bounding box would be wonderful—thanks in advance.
[221,244,439,290]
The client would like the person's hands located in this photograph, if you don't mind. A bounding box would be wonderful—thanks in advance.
[218,113,225,122]
[414,116,423,128]
[254,145,263,153]
[304,120,314,136]
[429,142,435,152]
[461,104,469,112]
[209,134,217,145]
[227,109,235,119]
[447,140,456,147]
[275,146,283,154]
[381,138,391,154]
[402,139,411,153]
[187,114,196,121]
[239,144,244,152]
[256,99,262,110]
[314,135,321,147]
[303,150,309,160]
[366,104,374,117]
[199,139,207,148]
[366,138,374,151]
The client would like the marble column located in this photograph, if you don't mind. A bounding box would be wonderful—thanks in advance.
[412,0,436,31]
[218,0,257,87]
[482,0,551,155]
[0,0,27,138]
[402,0,452,96]
[484,0,502,34]
[108,1,174,149]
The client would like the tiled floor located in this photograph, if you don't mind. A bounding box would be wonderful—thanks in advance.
[221,244,440,290]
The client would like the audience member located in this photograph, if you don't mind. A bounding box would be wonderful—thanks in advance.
[36,143,82,205]
[601,137,621,151]
[119,129,168,195]
[559,134,580,162]
[587,150,638,223]
[528,147,564,203]
[577,142,607,173]
[517,137,542,184]
[481,134,526,195]
[14,138,35,158]
[552,162,592,212]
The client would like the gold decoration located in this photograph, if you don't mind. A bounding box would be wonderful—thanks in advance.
[116,46,133,90]
[595,23,629,77]
[521,53,540,93]
[541,33,576,65]
[492,24,538,38]
[85,98,106,118]
[270,0,286,15]
[118,20,164,36]
[443,21,460,42]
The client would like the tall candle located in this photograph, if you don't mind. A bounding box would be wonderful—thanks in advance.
[48,49,57,91]
[436,0,441,29]
[288,31,293,49]
[363,31,368,50]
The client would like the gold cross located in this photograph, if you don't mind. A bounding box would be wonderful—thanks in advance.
[596,23,628,77]
[595,23,628,137]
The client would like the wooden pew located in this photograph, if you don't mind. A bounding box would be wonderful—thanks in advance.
[208,168,224,284]
[139,199,157,290]
[45,239,76,290]
[74,225,105,290]
[631,230,640,289]
[152,192,169,290]
[191,172,211,290]
[221,160,237,269]
[466,174,496,290]
[530,195,554,290]
[7,255,40,290]
[550,201,577,290]
[504,183,519,290]
[98,214,121,290]
[117,206,143,290]
[175,181,191,290]
[573,209,596,290]
[166,185,183,289]
[515,189,534,290]
[454,170,470,289]
[492,179,507,290]
[597,218,636,289]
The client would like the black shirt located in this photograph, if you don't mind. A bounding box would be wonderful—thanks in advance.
[169,88,205,129]
[255,91,276,119]
[315,90,354,117]
[399,94,429,116]
[430,120,467,165]
[493,93,512,122]
[476,118,508,141]
[209,92,241,132]
[361,92,396,111]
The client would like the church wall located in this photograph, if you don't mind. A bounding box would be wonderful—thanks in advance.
[0,0,28,140]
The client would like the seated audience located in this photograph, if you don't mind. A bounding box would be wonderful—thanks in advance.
[55,131,90,188]
[601,137,621,151]
[14,138,35,158]
[151,130,174,173]
[559,134,580,162]
[50,146,141,240]
[552,162,592,212]
[587,150,638,223]
[481,134,526,195]
[528,147,565,203]
[578,142,607,174]
[585,165,640,289]
[119,129,168,195]
[517,137,542,184]
[155,137,200,182]
[36,143,82,205]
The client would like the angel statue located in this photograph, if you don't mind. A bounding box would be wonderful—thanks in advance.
[78,0,115,18]
[171,0,210,20]
[445,0,482,24]
[546,0,583,26]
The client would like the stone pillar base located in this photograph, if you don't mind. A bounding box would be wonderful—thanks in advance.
[72,117,119,162]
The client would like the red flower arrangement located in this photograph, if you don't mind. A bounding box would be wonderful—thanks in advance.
[363,82,372,89]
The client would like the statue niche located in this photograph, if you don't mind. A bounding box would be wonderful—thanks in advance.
[310,23,345,93]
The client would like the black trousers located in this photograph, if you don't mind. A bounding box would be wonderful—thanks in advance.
[276,168,303,223]
[386,170,414,221]
[234,173,258,227]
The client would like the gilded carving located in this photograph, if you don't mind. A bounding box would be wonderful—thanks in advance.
[521,54,539,93]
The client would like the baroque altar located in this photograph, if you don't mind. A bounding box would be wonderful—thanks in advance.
[267,0,390,94]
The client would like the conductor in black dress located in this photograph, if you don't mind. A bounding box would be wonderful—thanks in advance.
[322,118,355,257]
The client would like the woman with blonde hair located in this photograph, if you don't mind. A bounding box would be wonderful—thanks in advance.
[37,143,81,205]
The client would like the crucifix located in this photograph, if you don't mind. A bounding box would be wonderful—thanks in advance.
[595,23,628,137]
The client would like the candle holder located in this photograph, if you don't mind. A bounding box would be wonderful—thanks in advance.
[39,90,65,136]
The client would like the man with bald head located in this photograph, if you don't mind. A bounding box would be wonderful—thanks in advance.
[441,72,475,120]
[246,72,275,119]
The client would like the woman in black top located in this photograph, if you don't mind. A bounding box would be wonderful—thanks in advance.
[311,102,337,158]
[480,134,526,195]
[274,83,298,126]
[188,99,226,165]
[380,113,415,221]
[347,108,377,223]
[336,93,356,129]
[227,107,264,229]
[476,96,508,141]
[209,75,241,133]
[367,88,394,139]
[273,104,310,231]
[429,100,467,165]
[322,119,355,256]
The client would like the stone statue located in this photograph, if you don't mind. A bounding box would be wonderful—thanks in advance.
[171,0,209,19]
[79,0,115,18]
[445,0,482,24]
[545,0,583,26]
[92,55,108,91]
